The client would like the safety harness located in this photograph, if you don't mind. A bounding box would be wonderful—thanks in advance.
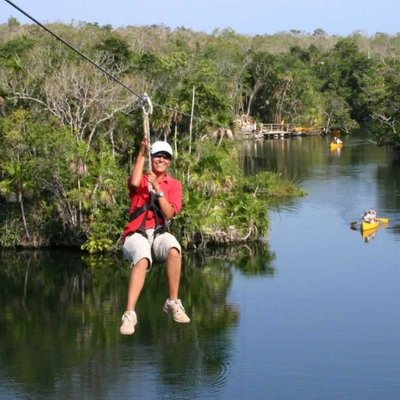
[128,191,169,238]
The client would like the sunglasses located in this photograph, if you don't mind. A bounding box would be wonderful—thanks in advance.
[152,152,172,160]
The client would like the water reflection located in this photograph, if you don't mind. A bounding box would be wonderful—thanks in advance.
[375,155,400,235]
[0,242,275,399]
[188,243,275,277]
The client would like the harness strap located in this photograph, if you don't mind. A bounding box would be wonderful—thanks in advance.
[129,203,150,221]
[128,191,169,238]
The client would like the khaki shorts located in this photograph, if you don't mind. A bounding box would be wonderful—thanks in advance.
[122,229,181,268]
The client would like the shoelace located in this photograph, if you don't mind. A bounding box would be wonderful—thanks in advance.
[122,313,134,324]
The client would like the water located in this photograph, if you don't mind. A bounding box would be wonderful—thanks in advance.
[235,133,400,399]
[1,132,400,399]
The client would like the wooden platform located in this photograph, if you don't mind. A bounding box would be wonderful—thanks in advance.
[260,123,321,139]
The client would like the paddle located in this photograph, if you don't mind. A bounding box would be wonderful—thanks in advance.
[377,217,389,224]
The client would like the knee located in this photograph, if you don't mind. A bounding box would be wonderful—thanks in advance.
[166,248,181,267]
[168,247,181,258]
[133,257,150,272]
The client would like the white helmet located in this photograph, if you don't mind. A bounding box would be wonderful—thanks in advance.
[150,141,173,157]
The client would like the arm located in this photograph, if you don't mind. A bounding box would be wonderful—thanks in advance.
[148,176,178,220]
[128,135,148,191]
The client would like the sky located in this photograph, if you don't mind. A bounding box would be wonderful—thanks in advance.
[1,0,399,37]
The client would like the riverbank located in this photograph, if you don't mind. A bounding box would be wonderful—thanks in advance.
[0,139,306,253]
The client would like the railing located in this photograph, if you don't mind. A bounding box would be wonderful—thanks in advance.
[260,123,294,133]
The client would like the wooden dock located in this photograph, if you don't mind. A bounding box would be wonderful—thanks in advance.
[260,123,321,139]
[260,123,294,139]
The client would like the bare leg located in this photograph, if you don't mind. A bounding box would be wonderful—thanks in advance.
[165,248,181,300]
[125,258,149,311]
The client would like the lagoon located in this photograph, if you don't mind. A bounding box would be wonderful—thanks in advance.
[1,132,400,399]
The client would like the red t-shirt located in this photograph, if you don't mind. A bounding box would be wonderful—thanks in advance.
[122,174,182,238]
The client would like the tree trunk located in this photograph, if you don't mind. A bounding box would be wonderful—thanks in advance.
[189,86,195,156]
[18,187,31,240]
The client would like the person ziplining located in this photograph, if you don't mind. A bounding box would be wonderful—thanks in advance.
[119,130,190,335]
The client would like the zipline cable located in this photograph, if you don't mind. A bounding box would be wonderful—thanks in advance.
[3,0,222,126]
[3,0,143,101]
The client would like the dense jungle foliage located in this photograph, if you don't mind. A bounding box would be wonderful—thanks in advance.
[0,17,399,251]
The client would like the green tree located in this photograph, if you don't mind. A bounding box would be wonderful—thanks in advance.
[0,110,36,241]
[370,60,400,147]
[94,33,132,70]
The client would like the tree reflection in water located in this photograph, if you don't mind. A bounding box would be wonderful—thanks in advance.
[0,243,274,398]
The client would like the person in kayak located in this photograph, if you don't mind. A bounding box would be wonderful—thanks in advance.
[119,134,190,335]
[369,208,377,219]
[362,208,377,223]
[332,136,343,145]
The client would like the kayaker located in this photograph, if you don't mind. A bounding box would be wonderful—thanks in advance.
[362,209,377,223]
[119,134,190,335]
[332,136,342,144]
[369,208,377,219]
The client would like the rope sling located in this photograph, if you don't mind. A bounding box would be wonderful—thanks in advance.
[141,93,153,171]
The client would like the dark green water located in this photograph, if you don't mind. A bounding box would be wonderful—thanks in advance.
[1,133,400,399]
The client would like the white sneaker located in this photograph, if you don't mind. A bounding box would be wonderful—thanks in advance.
[120,310,137,335]
[163,299,190,323]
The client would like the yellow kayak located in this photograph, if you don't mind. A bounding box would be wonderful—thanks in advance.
[360,217,389,232]
[330,142,343,150]
[361,220,379,231]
